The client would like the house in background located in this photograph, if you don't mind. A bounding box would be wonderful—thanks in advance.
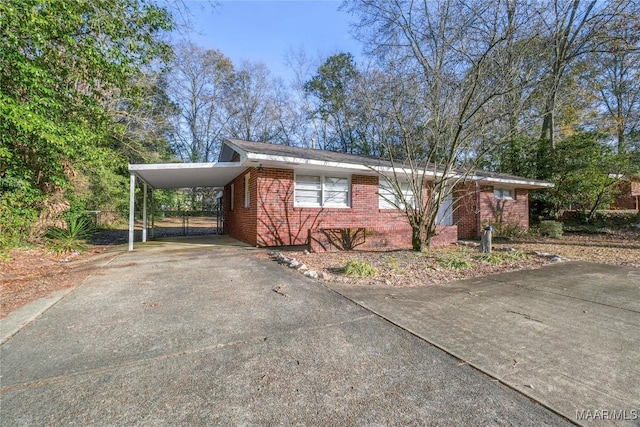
[218,139,552,251]
[611,175,640,211]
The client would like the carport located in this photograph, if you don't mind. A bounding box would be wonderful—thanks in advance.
[127,162,247,250]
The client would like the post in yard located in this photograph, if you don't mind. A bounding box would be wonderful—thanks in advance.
[481,225,493,254]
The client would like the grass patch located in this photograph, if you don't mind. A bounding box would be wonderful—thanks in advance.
[438,254,472,270]
[342,259,377,277]
[502,250,529,260]
[474,250,529,264]
[474,253,503,264]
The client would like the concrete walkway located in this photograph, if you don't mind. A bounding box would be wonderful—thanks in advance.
[0,240,569,426]
[330,262,640,427]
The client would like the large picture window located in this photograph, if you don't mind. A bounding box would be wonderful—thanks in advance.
[295,174,350,207]
[378,179,415,209]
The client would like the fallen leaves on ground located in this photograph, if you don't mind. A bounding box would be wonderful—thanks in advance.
[265,230,639,288]
[0,246,112,318]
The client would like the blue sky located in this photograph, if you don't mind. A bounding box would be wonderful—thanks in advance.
[181,0,364,80]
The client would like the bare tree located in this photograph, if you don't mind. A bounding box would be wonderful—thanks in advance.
[535,0,631,148]
[347,0,537,250]
[167,41,234,163]
[588,8,640,153]
[223,61,285,143]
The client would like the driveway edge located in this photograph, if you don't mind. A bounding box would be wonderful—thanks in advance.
[325,283,581,427]
[0,252,122,345]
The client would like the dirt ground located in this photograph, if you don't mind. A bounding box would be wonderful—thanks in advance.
[269,229,640,287]
[1,229,638,318]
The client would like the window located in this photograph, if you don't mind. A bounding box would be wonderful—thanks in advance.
[230,183,235,211]
[494,188,514,200]
[379,179,415,209]
[295,174,349,207]
[244,173,251,208]
[436,194,454,226]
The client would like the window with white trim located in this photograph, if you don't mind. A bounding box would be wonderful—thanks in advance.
[378,179,415,209]
[295,174,350,207]
[244,173,250,208]
[493,188,514,200]
[436,193,454,226]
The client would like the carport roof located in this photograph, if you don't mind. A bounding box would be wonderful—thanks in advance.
[128,162,247,189]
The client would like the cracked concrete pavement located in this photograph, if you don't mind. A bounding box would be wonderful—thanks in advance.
[331,261,640,427]
[0,237,571,426]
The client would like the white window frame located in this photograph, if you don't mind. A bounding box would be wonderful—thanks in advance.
[494,187,515,200]
[378,179,415,210]
[244,173,251,208]
[436,193,454,226]
[230,183,235,211]
[294,173,350,208]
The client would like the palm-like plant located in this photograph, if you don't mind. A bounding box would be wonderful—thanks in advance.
[45,215,94,255]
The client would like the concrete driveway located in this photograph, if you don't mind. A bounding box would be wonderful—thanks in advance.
[331,262,640,427]
[0,238,569,426]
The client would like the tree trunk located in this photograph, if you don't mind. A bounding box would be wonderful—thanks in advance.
[411,226,424,252]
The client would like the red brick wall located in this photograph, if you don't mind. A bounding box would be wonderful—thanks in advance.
[223,168,257,246]
[253,169,411,247]
[612,181,640,210]
[453,184,530,239]
[308,225,457,252]
[225,167,530,246]
[453,183,479,239]
[479,187,529,235]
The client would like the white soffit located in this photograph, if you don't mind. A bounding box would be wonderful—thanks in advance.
[128,162,246,189]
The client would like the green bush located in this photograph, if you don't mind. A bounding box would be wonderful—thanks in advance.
[45,215,95,255]
[538,220,563,238]
[0,178,43,250]
[342,259,377,277]
[563,210,638,229]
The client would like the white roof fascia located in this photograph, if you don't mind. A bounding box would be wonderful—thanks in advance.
[227,144,553,189]
[468,174,554,189]
[245,152,441,178]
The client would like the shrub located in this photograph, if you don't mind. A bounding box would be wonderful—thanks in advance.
[342,259,377,277]
[45,215,95,255]
[538,220,563,238]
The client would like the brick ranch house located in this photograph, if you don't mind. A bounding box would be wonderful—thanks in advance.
[218,139,551,251]
[128,139,552,251]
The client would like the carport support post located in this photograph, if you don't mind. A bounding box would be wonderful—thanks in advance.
[128,173,136,251]
[150,189,155,238]
[142,182,148,242]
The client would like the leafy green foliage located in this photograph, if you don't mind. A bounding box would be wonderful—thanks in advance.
[538,221,564,238]
[45,215,95,255]
[0,0,174,247]
[0,176,44,250]
[342,259,377,277]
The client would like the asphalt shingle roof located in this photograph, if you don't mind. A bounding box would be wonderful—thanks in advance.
[224,138,551,187]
